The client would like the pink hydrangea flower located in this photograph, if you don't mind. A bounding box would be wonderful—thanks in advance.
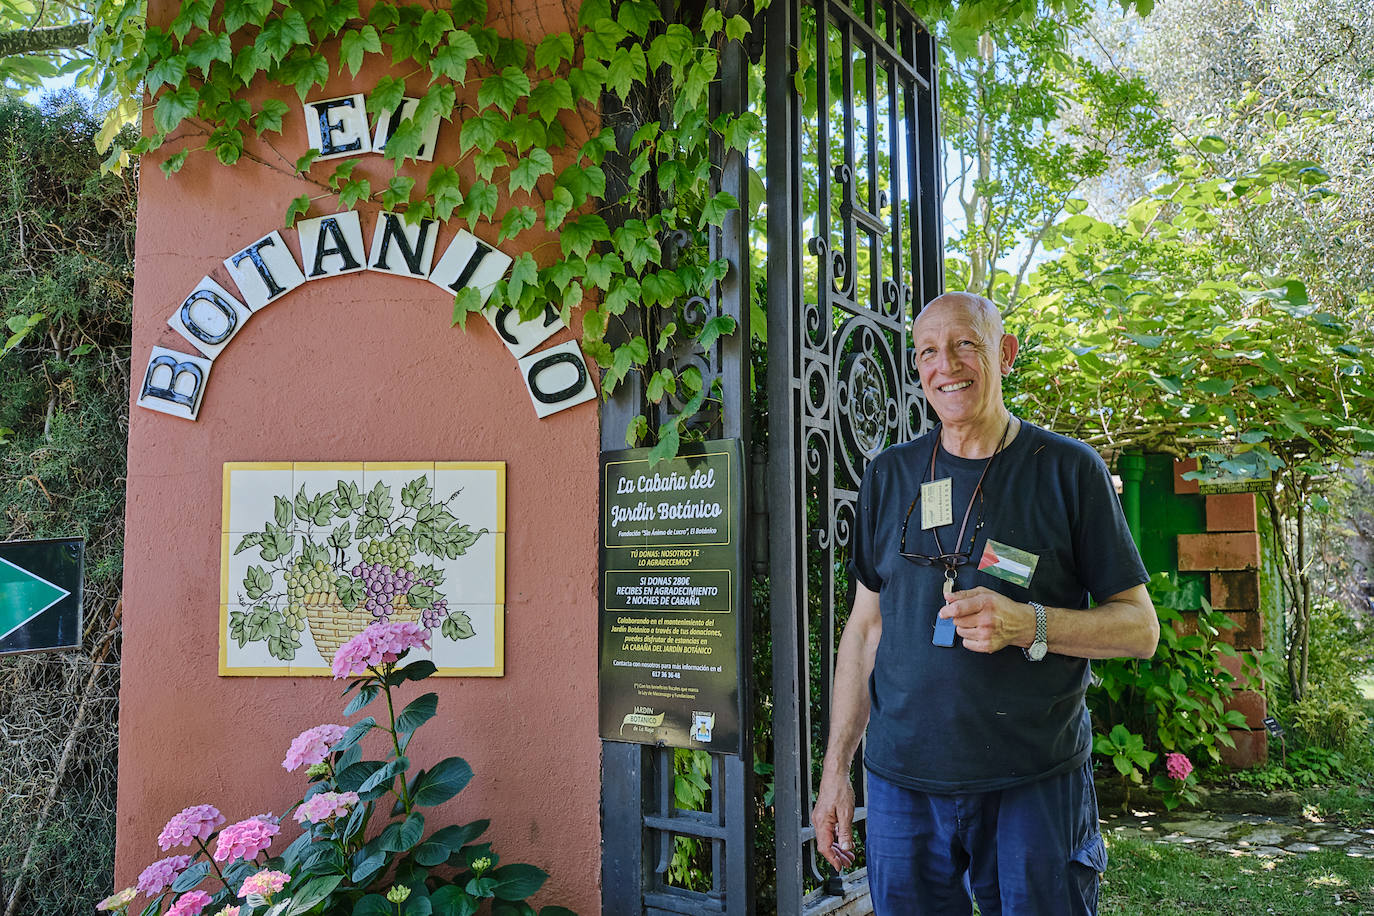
[219,908,242,916]
[157,804,225,850]
[282,723,348,771]
[1165,752,1194,782]
[294,790,361,825]
[330,621,431,678]
[238,869,290,898]
[136,855,192,896]
[165,890,212,916]
[212,815,280,863]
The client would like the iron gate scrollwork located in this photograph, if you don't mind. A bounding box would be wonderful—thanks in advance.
[766,0,942,909]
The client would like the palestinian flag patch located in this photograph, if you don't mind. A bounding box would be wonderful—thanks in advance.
[978,539,1039,588]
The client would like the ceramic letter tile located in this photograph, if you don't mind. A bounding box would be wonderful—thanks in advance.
[137,346,213,420]
[482,303,564,359]
[368,213,438,278]
[168,277,252,360]
[224,231,306,310]
[298,211,368,279]
[303,94,371,160]
[428,229,512,303]
[433,462,505,533]
[517,340,597,418]
[372,97,441,162]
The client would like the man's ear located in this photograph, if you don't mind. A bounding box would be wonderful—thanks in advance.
[1000,333,1019,375]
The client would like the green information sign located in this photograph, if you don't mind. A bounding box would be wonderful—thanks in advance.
[599,439,745,755]
[0,538,83,655]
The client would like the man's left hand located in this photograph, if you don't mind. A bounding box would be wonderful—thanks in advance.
[939,586,1030,653]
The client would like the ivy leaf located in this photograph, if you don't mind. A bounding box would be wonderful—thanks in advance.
[534,32,574,71]
[187,33,232,73]
[697,315,737,350]
[458,180,498,222]
[339,25,381,77]
[604,277,640,315]
[211,125,244,164]
[504,252,538,304]
[567,62,606,100]
[528,80,574,124]
[368,75,407,117]
[381,175,417,211]
[224,0,274,32]
[432,30,480,83]
[154,85,200,133]
[256,10,310,63]
[171,0,213,39]
[459,110,502,154]
[560,214,610,259]
[724,13,751,41]
[148,55,190,97]
[451,0,488,24]
[418,9,455,47]
[641,270,686,307]
[451,286,485,329]
[253,98,290,135]
[474,148,506,181]
[289,52,330,99]
[294,148,321,174]
[578,0,612,27]
[508,149,553,195]
[606,44,647,100]
[159,149,190,177]
[616,0,661,34]
[543,186,574,230]
[427,166,465,221]
[498,206,538,242]
[648,24,695,72]
[338,178,372,210]
[477,66,531,114]
[231,44,272,86]
[699,191,739,226]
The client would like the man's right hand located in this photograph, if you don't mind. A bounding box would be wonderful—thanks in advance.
[812,771,857,871]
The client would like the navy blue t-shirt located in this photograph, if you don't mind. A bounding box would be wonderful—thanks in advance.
[850,420,1149,793]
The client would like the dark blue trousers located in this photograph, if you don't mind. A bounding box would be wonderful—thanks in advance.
[865,761,1107,915]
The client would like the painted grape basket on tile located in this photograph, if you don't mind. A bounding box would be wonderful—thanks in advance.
[221,462,504,676]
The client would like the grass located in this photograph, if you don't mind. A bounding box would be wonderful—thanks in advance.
[1101,835,1374,915]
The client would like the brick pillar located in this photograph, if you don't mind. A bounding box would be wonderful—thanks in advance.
[1175,462,1267,768]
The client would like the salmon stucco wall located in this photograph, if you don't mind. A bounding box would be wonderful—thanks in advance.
[115,0,601,910]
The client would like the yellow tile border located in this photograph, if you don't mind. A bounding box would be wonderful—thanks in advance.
[362,461,434,472]
[493,532,505,606]
[220,533,231,606]
[222,461,292,534]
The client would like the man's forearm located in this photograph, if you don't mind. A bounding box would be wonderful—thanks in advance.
[821,586,882,775]
[1038,584,1159,660]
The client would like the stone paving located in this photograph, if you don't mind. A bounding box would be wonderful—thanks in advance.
[1102,807,1374,858]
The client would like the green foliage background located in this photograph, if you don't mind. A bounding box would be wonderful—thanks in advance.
[0,94,134,913]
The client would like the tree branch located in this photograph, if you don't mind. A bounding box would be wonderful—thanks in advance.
[0,22,91,57]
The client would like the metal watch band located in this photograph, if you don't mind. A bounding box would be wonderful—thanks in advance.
[1023,601,1048,661]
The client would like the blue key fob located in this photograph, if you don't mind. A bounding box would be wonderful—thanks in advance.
[933,615,956,647]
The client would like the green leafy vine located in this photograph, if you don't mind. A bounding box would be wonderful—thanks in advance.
[112,0,761,455]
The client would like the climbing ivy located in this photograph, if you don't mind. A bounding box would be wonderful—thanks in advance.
[111,0,761,455]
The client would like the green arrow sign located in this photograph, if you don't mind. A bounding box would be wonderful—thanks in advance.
[0,556,71,640]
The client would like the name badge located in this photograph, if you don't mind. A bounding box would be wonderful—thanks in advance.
[920,478,953,529]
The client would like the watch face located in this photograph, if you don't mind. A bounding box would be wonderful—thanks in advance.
[1028,641,1048,661]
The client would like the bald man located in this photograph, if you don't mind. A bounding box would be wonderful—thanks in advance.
[811,292,1159,915]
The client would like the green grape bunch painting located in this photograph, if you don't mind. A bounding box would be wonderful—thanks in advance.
[221,462,505,676]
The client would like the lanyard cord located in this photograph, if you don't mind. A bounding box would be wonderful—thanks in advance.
[929,416,1013,567]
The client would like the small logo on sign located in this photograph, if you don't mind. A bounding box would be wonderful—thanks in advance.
[691,711,715,743]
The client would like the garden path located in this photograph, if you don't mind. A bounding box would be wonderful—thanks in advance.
[1103,808,1374,858]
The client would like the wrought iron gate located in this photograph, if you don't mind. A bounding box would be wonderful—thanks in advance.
[765,0,942,909]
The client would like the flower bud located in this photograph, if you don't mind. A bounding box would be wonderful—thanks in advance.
[306,761,332,779]
[385,885,412,904]
[472,855,492,875]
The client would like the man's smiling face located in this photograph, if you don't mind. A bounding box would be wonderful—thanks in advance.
[912,293,1016,432]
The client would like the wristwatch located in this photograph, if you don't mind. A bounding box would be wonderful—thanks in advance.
[1023,601,1048,661]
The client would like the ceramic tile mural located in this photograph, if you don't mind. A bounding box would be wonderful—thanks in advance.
[220,461,504,676]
